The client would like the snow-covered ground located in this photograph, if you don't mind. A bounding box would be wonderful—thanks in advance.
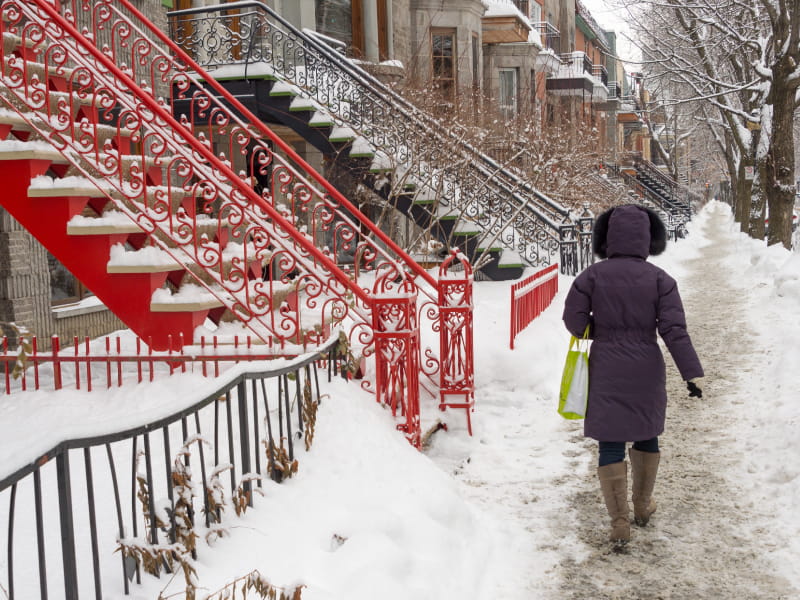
[1,201,798,599]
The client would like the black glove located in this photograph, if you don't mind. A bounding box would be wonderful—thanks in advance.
[686,380,703,398]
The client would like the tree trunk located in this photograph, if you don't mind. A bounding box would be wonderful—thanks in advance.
[733,160,753,233]
[764,81,797,249]
[735,160,753,233]
[749,156,767,241]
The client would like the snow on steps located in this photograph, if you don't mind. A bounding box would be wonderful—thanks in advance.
[199,53,534,282]
[216,62,533,280]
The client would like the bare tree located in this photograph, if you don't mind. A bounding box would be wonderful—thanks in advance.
[622,0,799,247]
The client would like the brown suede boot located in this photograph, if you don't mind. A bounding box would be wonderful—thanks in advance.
[629,448,660,526]
[597,461,630,544]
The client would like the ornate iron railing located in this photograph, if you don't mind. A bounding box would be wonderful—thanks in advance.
[437,251,475,434]
[633,159,692,219]
[0,340,337,599]
[608,165,689,237]
[0,0,460,443]
[167,2,591,274]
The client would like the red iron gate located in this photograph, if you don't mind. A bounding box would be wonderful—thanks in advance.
[438,251,475,434]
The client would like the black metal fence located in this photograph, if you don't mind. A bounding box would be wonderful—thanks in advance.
[0,340,345,599]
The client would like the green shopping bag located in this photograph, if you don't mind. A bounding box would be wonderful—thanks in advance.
[558,326,590,419]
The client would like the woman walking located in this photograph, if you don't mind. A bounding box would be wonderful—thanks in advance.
[562,205,704,545]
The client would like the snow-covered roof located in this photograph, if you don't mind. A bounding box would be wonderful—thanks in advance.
[482,0,526,19]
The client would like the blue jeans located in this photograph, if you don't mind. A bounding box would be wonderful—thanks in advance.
[598,437,659,467]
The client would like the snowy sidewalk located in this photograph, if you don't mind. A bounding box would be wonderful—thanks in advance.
[429,202,800,599]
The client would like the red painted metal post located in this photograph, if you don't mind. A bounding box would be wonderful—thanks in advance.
[371,282,421,448]
[84,337,92,392]
[52,335,62,391]
[438,251,476,435]
[72,337,80,390]
[32,336,39,391]
[3,337,9,394]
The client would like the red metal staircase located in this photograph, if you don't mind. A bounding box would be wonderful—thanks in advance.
[0,0,476,445]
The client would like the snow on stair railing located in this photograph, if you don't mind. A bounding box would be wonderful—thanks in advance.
[0,0,469,446]
[0,0,368,346]
[167,1,588,274]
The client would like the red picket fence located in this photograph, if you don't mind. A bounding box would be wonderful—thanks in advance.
[509,264,559,349]
[0,334,340,394]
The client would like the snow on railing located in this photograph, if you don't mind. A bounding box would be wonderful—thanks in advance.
[509,264,558,350]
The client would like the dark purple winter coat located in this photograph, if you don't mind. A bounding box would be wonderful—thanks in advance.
[562,205,703,441]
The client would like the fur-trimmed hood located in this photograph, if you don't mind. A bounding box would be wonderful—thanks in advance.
[592,205,667,259]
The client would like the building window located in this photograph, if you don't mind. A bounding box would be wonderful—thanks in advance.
[431,28,457,108]
[530,2,542,23]
[49,253,93,306]
[499,68,518,120]
[317,0,359,57]
[514,0,530,17]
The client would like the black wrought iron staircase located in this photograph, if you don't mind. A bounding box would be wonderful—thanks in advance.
[168,1,592,279]
[605,157,692,238]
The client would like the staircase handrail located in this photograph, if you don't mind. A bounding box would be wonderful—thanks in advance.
[169,1,570,221]
[0,1,364,352]
[633,160,692,213]
[634,157,682,195]
[167,2,571,235]
[2,0,439,328]
[1,0,444,450]
[615,167,690,218]
[130,1,439,292]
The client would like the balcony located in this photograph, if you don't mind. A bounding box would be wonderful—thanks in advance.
[591,64,608,103]
[482,1,532,44]
[546,52,594,96]
[592,64,608,87]
[596,81,622,110]
[530,22,562,72]
[617,98,643,128]
[531,21,560,51]
[533,47,560,73]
